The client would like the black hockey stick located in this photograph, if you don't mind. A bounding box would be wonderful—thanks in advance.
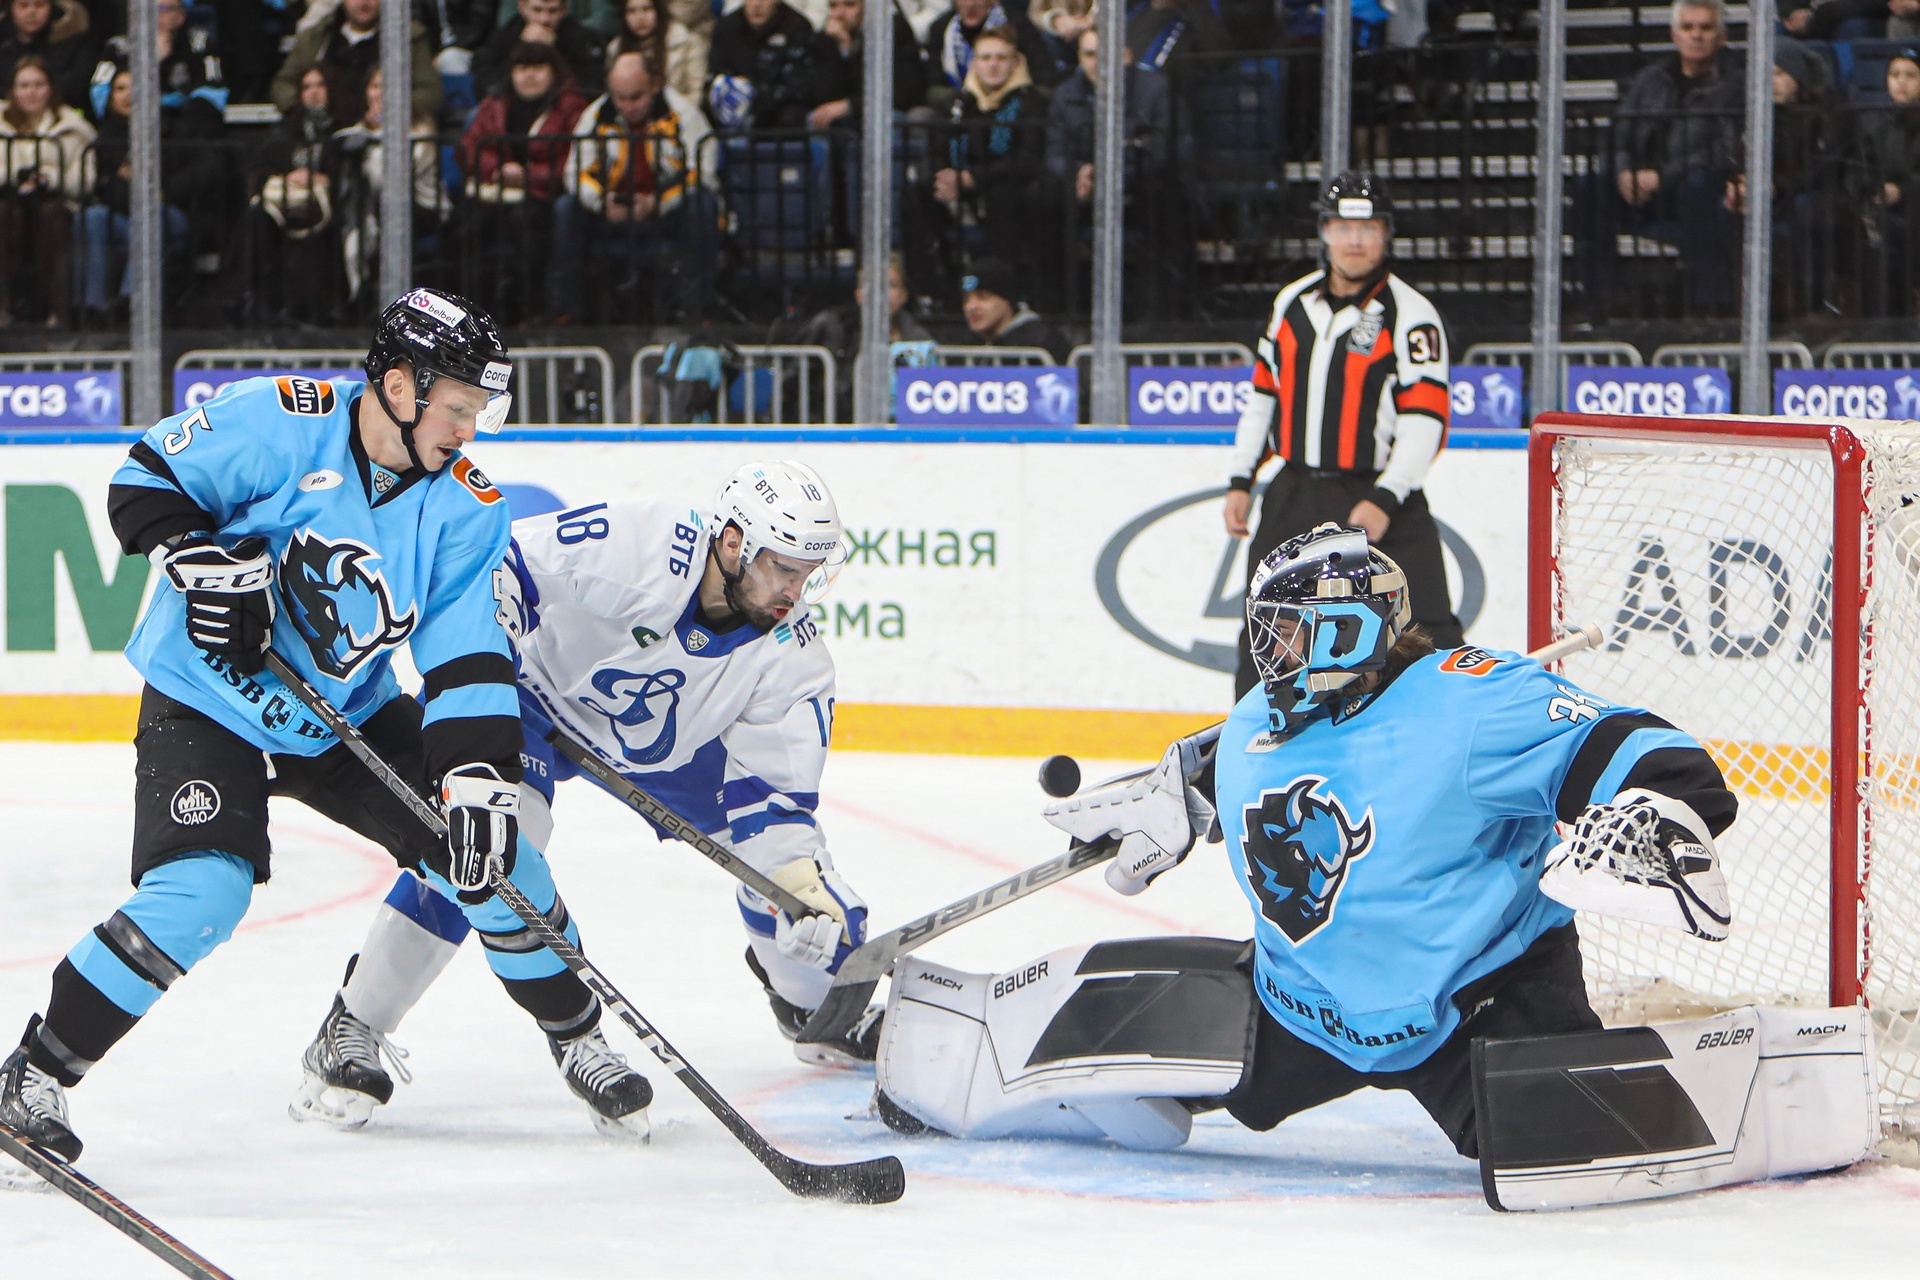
[0,1121,238,1279]
[544,727,814,919]
[262,651,905,1205]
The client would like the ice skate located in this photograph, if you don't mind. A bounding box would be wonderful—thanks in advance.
[549,1028,651,1141]
[774,994,884,1070]
[289,994,411,1130]
[1,1020,82,1163]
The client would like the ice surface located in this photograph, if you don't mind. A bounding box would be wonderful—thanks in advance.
[2,744,1915,1278]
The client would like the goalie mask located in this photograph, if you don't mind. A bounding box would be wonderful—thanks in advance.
[711,461,850,613]
[1246,523,1410,736]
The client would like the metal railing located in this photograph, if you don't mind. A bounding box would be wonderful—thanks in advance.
[1651,341,1815,370]
[1066,343,1253,375]
[1822,343,1920,369]
[934,346,1056,367]
[1461,339,1640,406]
[631,344,838,425]
[0,351,135,425]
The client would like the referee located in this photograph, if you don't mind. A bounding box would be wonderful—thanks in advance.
[1224,171,1465,697]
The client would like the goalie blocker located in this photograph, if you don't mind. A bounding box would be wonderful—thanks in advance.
[875,938,1879,1208]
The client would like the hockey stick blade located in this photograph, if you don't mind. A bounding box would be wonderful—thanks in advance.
[545,728,815,919]
[262,652,905,1205]
[0,1121,239,1279]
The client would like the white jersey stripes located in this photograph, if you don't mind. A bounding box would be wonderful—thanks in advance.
[497,495,837,885]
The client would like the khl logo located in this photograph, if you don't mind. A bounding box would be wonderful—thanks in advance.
[580,668,686,766]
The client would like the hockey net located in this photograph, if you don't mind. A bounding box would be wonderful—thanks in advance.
[1530,413,1920,1150]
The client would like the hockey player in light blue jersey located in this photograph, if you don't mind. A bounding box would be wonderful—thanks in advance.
[872,522,1749,1163]
[0,289,653,1164]
[289,461,872,1137]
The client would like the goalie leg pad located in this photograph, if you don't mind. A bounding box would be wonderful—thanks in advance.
[1473,1005,1879,1210]
[875,937,1255,1149]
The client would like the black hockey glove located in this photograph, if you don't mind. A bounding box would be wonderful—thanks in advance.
[161,534,276,676]
[435,763,519,904]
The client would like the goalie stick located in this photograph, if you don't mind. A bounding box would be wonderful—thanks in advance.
[545,727,814,920]
[797,624,1607,1046]
[262,652,906,1206]
[0,1121,238,1279]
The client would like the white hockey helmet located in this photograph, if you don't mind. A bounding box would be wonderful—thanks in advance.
[711,461,849,603]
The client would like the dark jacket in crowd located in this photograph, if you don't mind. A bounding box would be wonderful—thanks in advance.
[1044,64,1170,183]
[1126,0,1229,71]
[945,70,1045,195]
[250,104,334,190]
[827,5,926,115]
[0,0,93,109]
[272,12,442,130]
[90,95,227,216]
[1611,48,1745,186]
[988,303,1069,362]
[708,2,841,128]
[1776,0,1888,39]
[1850,102,1920,210]
[924,6,1062,92]
[473,13,606,98]
[422,0,499,51]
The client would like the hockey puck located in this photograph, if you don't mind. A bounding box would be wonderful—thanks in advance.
[1037,754,1081,798]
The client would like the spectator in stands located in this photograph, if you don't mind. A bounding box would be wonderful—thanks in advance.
[458,39,586,321]
[605,0,705,100]
[1895,0,1920,39]
[1029,0,1092,55]
[1586,0,1742,316]
[932,25,1042,271]
[0,54,90,326]
[421,0,499,75]
[93,0,227,122]
[706,0,841,129]
[552,49,716,319]
[243,64,340,324]
[807,0,926,128]
[926,0,1061,109]
[797,250,935,419]
[960,255,1070,361]
[329,65,447,315]
[0,0,91,110]
[1126,0,1227,72]
[475,0,608,99]
[1847,49,1920,314]
[274,0,442,131]
[76,67,191,322]
[1781,0,1893,41]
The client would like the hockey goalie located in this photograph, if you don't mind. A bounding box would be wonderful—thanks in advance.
[873,524,1881,1210]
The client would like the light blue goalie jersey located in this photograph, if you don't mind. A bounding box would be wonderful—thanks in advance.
[1215,646,1724,1073]
[113,376,519,758]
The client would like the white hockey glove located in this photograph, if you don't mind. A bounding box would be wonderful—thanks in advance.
[1540,787,1731,940]
[768,856,854,969]
[1043,741,1218,896]
[159,534,276,676]
[437,763,519,901]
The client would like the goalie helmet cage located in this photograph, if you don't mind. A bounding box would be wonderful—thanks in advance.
[1529,412,1920,1148]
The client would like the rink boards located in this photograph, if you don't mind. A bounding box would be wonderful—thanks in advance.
[0,431,1530,754]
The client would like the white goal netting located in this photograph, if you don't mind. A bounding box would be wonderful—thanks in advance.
[1539,418,1920,1146]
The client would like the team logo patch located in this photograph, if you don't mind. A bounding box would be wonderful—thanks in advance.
[1347,312,1384,354]
[451,457,503,504]
[685,629,709,652]
[1440,647,1502,677]
[280,530,417,679]
[579,668,686,766]
[171,780,221,826]
[299,470,342,492]
[275,376,335,415]
[1242,776,1375,944]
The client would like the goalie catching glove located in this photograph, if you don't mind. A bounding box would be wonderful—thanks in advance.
[1043,740,1219,895]
[436,763,519,902]
[1540,787,1731,940]
[768,856,860,969]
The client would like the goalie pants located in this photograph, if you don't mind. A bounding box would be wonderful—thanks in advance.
[1225,922,1601,1157]
[22,685,598,1089]
[1235,468,1465,699]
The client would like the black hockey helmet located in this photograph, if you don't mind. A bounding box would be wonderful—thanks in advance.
[1318,170,1394,233]
[364,288,514,465]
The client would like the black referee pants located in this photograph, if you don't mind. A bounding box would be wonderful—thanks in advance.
[1234,469,1465,699]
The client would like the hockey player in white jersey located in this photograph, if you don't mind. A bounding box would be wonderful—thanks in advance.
[291,461,869,1137]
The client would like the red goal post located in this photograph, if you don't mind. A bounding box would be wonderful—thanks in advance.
[1528,412,1918,1143]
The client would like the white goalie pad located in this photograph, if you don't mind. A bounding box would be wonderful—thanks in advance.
[875,937,1255,1150]
[1474,1005,1880,1211]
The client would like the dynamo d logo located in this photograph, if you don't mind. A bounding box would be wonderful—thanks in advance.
[580,667,686,766]
[1242,776,1374,944]
[281,531,417,679]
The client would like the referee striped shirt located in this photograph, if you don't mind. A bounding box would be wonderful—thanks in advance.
[1229,269,1451,508]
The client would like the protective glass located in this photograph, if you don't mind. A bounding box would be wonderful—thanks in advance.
[746,539,850,607]
[475,392,513,434]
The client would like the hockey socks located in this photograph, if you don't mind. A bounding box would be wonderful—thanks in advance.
[340,874,472,1034]
[29,853,254,1086]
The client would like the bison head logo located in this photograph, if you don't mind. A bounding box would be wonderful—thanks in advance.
[1242,776,1374,944]
[281,531,416,679]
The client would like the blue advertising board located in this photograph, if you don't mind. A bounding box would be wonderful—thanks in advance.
[1567,366,1732,417]
[1128,366,1252,426]
[0,370,122,427]
[174,367,365,413]
[1774,368,1920,419]
[895,366,1078,426]
[1448,365,1524,429]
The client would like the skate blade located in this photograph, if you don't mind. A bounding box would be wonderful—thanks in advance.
[792,1040,874,1073]
[288,1074,379,1130]
[590,1106,650,1144]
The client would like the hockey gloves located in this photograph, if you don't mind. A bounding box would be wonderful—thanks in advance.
[1043,741,1218,896]
[768,856,859,969]
[437,764,519,903]
[160,534,276,676]
[1540,787,1732,940]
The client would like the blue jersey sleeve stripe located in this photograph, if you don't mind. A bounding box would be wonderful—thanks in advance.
[421,684,522,724]
[722,776,819,812]
[1587,727,1703,808]
[731,806,817,843]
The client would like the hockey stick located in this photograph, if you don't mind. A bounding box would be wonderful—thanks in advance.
[261,652,905,1205]
[0,1121,238,1279]
[796,624,1607,1044]
[544,728,814,919]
